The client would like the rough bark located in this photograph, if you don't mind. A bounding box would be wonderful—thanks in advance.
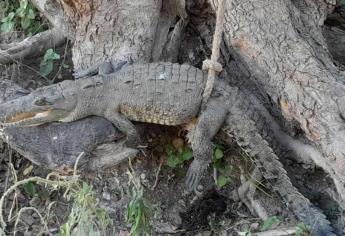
[207,0,345,205]
[66,0,162,70]
[30,0,76,39]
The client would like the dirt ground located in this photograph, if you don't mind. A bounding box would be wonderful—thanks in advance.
[0,20,344,235]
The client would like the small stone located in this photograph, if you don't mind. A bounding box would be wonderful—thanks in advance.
[102,191,111,201]
[250,222,259,230]
[140,173,146,180]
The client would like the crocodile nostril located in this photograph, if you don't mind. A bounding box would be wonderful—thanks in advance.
[34,97,53,106]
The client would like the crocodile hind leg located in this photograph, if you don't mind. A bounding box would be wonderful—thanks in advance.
[105,112,141,148]
[186,99,228,191]
[224,106,336,236]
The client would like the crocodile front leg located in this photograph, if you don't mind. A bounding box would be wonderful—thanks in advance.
[186,99,228,191]
[74,56,132,78]
[105,112,141,148]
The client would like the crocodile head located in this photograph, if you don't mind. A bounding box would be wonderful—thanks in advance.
[0,82,78,127]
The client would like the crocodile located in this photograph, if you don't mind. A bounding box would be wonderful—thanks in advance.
[0,62,334,235]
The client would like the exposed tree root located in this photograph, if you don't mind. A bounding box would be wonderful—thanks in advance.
[0,29,65,65]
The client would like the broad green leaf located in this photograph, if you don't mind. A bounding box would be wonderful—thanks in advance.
[23,181,37,197]
[19,0,28,10]
[217,175,230,188]
[62,63,70,69]
[166,155,180,168]
[43,48,60,61]
[180,148,193,161]
[51,52,60,60]
[21,16,31,29]
[260,216,280,231]
[214,148,224,160]
[27,9,35,19]
[1,21,14,32]
[2,12,15,22]
[40,61,53,76]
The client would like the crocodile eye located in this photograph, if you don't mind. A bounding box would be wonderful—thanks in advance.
[34,97,53,106]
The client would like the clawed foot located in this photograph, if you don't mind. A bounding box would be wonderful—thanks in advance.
[123,134,141,149]
[186,159,208,191]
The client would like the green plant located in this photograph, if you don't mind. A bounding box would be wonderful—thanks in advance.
[127,187,152,235]
[126,164,153,235]
[341,0,345,6]
[1,12,15,33]
[40,48,60,76]
[57,182,111,236]
[165,144,193,168]
[295,222,311,236]
[260,216,281,231]
[0,173,112,235]
[212,144,232,188]
[22,181,37,198]
[1,0,45,35]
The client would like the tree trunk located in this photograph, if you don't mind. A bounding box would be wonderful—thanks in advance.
[206,0,345,205]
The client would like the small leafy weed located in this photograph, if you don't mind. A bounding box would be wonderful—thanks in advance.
[58,182,111,236]
[212,144,232,188]
[260,216,281,231]
[165,144,193,168]
[165,143,232,188]
[1,0,45,35]
[40,48,60,76]
[126,187,152,235]
[126,163,153,235]
[1,12,15,33]
[22,181,37,198]
[295,222,311,236]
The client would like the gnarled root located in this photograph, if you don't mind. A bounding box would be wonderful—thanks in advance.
[0,29,65,65]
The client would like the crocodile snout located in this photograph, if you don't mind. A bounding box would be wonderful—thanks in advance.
[0,98,45,127]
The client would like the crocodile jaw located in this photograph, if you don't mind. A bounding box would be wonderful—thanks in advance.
[0,109,69,127]
[1,110,53,127]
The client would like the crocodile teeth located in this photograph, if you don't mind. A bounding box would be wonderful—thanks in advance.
[0,111,51,127]
[4,112,36,123]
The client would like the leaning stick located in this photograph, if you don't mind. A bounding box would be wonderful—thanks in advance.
[201,0,226,105]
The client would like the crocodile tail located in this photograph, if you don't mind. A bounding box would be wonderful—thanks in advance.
[223,112,335,236]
